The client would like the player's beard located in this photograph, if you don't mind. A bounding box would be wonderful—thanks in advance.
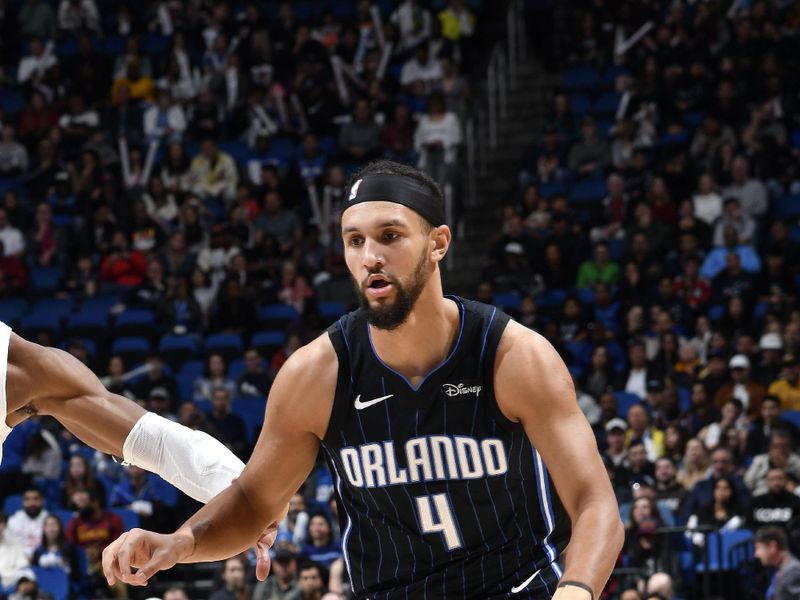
[355,247,429,331]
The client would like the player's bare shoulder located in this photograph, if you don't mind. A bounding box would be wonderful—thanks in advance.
[265,332,339,440]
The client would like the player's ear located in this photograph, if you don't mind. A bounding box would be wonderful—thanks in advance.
[429,224,451,264]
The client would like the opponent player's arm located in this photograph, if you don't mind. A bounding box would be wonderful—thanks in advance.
[495,322,624,600]
[6,333,244,503]
[102,336,336,586]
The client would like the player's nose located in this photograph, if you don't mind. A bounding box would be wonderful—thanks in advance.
[362,239,385,270]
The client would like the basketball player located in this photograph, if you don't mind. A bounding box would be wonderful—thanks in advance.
[102,161,624,599]
[0,327,276,578]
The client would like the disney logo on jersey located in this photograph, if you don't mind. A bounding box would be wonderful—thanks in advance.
[441,382,482,398]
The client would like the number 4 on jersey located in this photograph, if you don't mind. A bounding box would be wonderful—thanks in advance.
[415,494,463,550]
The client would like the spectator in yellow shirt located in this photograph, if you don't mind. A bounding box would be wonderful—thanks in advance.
[437,0,475,41]
[111,58,155,105]
[768,355,800,410]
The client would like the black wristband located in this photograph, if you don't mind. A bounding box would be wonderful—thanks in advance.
[557,580,594,600]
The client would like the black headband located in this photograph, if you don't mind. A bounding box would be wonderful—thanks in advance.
[344,173,445,226]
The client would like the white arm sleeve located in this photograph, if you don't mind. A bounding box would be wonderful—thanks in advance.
[122,412,245,503]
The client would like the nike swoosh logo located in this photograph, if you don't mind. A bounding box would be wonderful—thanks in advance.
[354,394,394,410]
[511,567,542,594]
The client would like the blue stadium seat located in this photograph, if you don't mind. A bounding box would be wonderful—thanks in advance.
[569,93,591,116]
[32,298,73,320]
[269,138,297,161]
[3,493,22,515]
[538,181,565,198]
[67,311,108,339]
[112,508,140,531]
[0,298,28,325]
[537,289,568,308]
[570,179,607,204]
[177,360,204,402]
[29,267,64,294]
[52,509,74,530]
[80,295,120,315]
[32,567,69,600]
[115,309,156,336]
[205,333,244,361]
[0,91,25,115]
[792,129,800,150]
[562,66,600,91]
[566,341,593,368]
[232,397,266,443]
[228,358,246,381]
[696,529,753,572]
[318,301,346,325]
[781,411,800,429]
[99,34,125,55]
[19,312,61,335]
[111,337,150,364]
[613,391,641,418]
[159,335,200,368]
[708,304,725,321]
[774,195,800,219]
[258,304,300,329]
[218,140,253,165]
[142,33,170,56]
[493,292,522,312]
[678,386,691,412]
[58,338,97,359]
[252,330,286,358]
[594,92,621,116]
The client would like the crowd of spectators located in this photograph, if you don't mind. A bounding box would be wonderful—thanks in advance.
[0,0,480,599]
[480,1,800,598]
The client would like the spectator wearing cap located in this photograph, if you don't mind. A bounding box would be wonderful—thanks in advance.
[0,511,28,589]
[746,431,800,497]
[488,242,538,298]
[754,526,800,600]
[252,546,298,600]
[603,417,630,471]
[8,567,51,600]
[713,354,766,418]
[147,387,177,422]
[769,355,800,411]
[681,447,750,523]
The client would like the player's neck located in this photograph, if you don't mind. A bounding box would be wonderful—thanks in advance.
[368,283,458,386]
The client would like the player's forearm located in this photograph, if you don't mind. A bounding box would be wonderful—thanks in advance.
[560,497,624,597]
[175,480,271,563]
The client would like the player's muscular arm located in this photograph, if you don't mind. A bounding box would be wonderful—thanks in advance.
[6,333,145,455]
[102,335,337,586]
[495,322,624,600]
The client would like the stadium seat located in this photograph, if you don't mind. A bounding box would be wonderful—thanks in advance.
[32,298,73,320]
[205,332,244,361]
[158,335,200,369]
[566,340,593,368]
[781,411,800,429]
[115,309,156,337]
[562,66,600,91]
[569,93,591,116]
[112,508,140,531]
[177,360,205,403]
[538,181,565,198]
[613,391,641,418]
[111,336,150,365]
[708,304,725,321]
[696,529,753,572]
[0,91,25,115]
[569,179,607,204]
[318,301,346,326]
[66,311,108,340]
[252,330,286,358]
[80,295,120,315]
[29,267,64,294]
[19,312,61,337]
[232,397,267,443]
[774,195,800,220]
[593,92,621,116]
[258,304,300,330]
[0,298,28,325]
[32,567,69,600]
[493,292,522,313]
[52,509,75,530]
[2,493,22,515]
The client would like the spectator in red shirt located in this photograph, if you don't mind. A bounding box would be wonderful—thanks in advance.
[100,231,146,287]
[66,488,124,563]
[0,240,27,296]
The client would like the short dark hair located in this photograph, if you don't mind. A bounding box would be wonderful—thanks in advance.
[297,560,325,579]
[755,526,789,550]
[23,485,42,497]
[348,160,443,232]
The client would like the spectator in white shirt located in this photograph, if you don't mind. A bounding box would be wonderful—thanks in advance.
[144,88,187,143]
[722,156,767,218]
[57,0,100,34]
[693,172,723,226]
[6,487,49,559]
[17,37,57,86]
[712,197,757,247]
[391,0,432,52]
[400,45,443,92]
[414,93,461,189]
[0,512,28,589]
[0,208,26,257]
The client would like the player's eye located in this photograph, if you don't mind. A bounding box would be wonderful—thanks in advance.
[349,236,364,247]
[383,231,399,241]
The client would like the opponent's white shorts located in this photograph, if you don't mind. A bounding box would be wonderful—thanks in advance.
[0,321,13,465]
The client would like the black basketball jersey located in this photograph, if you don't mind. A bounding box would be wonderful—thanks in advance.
[323,296,571,600]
